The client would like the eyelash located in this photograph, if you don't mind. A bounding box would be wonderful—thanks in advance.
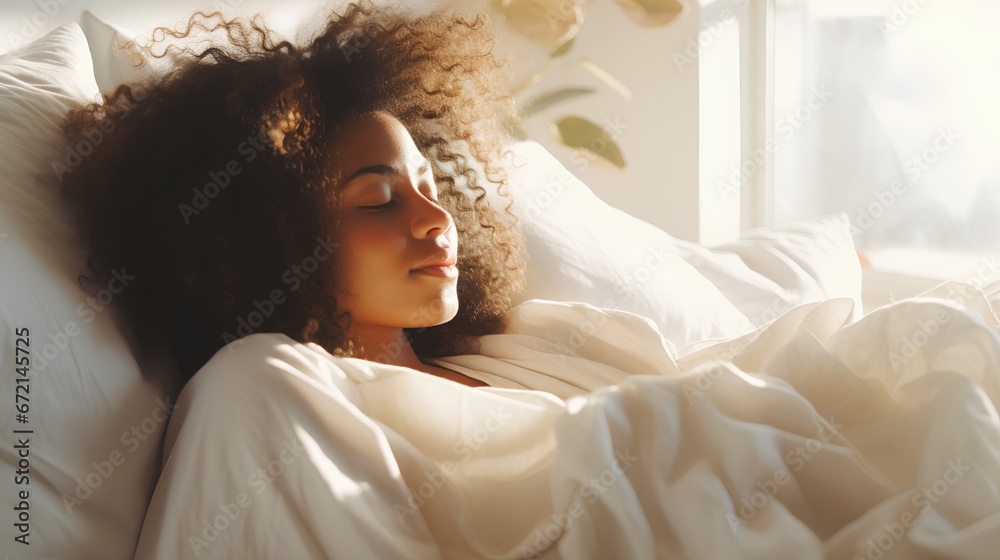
[360,193,441,213]
[360,200,396,213]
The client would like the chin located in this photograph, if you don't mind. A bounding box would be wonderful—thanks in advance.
[402,299,459,329]
[427,309,459,327]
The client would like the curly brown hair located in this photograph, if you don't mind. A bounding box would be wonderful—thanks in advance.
[58,0,528,384]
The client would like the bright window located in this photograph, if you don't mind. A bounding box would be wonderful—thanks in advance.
[772,0,1000,256]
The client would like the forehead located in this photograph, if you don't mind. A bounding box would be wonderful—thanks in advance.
[329,112,423,177]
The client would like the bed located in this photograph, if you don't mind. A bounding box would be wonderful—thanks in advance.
[1,8,999,560]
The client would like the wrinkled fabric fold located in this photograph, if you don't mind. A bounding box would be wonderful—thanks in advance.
[135,283,1000,559]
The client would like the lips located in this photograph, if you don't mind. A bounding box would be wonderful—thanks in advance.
[410,252,457,271]
[410,251,459,279]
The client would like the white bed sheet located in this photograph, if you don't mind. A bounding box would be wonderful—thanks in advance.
[134,284,1000,559]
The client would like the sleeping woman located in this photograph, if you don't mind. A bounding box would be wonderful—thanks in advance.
[57,1,1000,558]
[60,0,527,390]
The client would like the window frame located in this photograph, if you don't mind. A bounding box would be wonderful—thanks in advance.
[739,0,997,313]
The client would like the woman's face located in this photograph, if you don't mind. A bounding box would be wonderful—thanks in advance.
[330,111,459,334]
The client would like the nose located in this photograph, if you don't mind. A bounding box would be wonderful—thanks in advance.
[410,189,453,240]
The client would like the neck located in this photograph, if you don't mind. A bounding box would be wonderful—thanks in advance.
[346,323,488,388]
[349,324,427,371]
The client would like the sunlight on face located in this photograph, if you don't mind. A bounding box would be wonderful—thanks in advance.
[330,111,459,332]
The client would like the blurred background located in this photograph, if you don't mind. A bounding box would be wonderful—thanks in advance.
[3,0,1000,304]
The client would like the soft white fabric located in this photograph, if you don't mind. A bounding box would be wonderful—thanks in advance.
[0,23,176,560]
[502,141,754,348]
[672,212,864,326]
[500,140,864,348]
[81,10,168,96]
[134,282,1000,559]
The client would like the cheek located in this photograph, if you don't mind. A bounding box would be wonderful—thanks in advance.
[340,227,405,279]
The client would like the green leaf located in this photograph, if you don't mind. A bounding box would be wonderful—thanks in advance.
[489,0,585,50]
[579,57,633,100]
[549,36,576,59]
[521,87,596,119]
[612,0,686,27]
[550,116,626,169]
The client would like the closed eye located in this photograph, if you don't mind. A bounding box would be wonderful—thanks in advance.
[359,200,396,213]
[357,177,440,213]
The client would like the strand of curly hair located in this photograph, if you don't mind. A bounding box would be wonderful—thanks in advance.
[58,0,528,384]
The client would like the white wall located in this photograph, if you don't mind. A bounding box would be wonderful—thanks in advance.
[480,0,705,241]
[1,0,742,242]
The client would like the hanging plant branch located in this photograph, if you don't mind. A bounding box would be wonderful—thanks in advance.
[612,0,686,27]
[550,116,626,169]
[493,0,687,171]
[521,87,597,119]
[549,36,576,58]
[579,57,633,100]
[489,0,586,50]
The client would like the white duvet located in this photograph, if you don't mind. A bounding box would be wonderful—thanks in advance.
[133,282,1000,560]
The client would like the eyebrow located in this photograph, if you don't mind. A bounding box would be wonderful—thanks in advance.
[339,159,432,190]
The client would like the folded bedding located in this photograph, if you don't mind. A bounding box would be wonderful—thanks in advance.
[131,281,1000,559]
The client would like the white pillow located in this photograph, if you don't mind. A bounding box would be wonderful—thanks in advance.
[672,213,864,326]
[0,23,176,560]
[500,141,864,346]
[501,141,754,348]
[81,10,175,96]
